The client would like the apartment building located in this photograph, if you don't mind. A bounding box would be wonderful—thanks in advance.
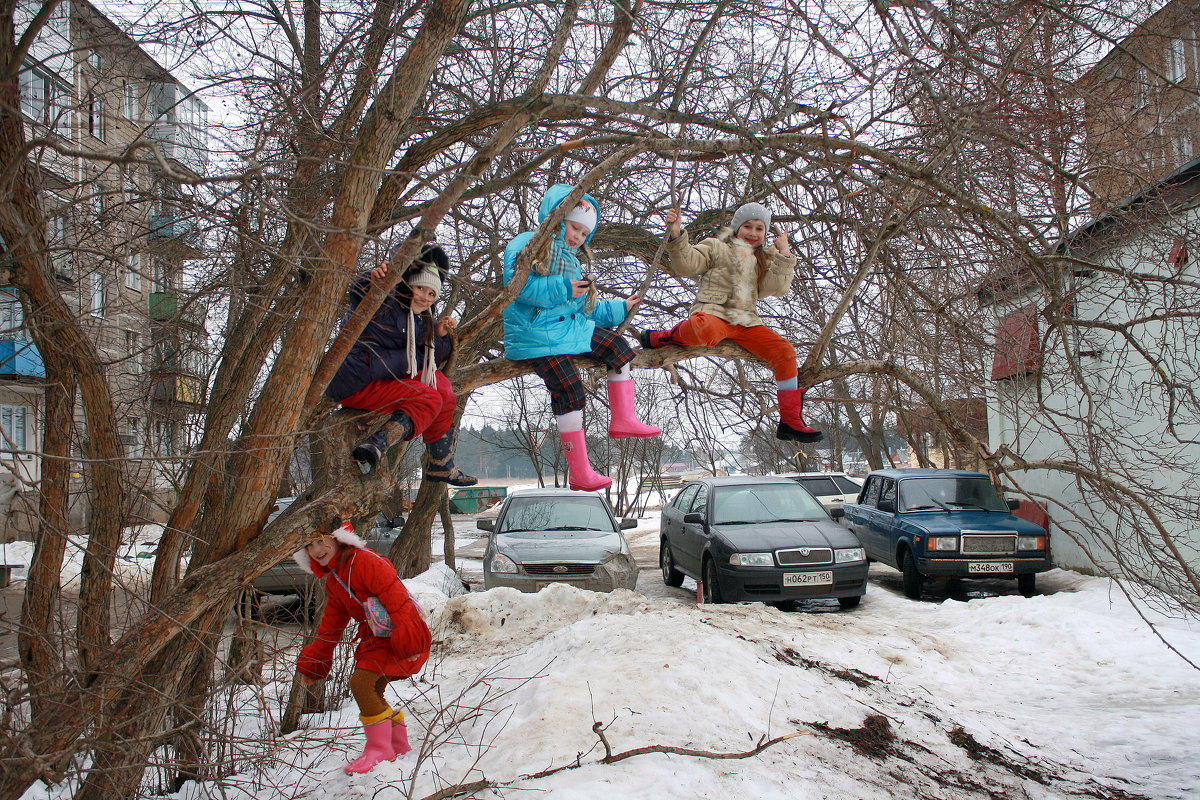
[1080,1,1200,206]
[1,0,210,535]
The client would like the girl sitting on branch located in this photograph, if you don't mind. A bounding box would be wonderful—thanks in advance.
[639,203,822,443]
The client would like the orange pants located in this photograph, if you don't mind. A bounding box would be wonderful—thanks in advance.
[666,313,798,381]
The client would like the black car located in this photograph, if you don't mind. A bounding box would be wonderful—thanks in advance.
[659,476,868,608]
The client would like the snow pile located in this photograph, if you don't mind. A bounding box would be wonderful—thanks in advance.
[12,537,1200,800]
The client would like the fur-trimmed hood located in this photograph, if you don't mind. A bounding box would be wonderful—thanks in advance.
[293,522,369,575]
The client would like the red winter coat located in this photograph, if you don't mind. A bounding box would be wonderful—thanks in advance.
[296,546,431,680]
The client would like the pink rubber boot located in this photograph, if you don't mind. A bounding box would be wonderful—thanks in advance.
[391,711,412,756]
[607,380,661,439]
[560,429,612,492]
[344,712,398,775]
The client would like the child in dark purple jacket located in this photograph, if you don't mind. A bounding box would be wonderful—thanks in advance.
[326,243,476,485]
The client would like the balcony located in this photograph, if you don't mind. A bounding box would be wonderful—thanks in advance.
[0,339,46,380]
[149,292,206,330]
[147,215,202,256]
[150,373,204,407]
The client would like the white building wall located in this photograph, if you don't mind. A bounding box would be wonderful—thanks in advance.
[987,203,1200,594]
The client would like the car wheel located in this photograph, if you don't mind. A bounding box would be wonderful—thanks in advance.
[660,540,684,587]
[1017,572,1037,597]
[901,550,924,599]
[701,556,726,604]
[838,595,862,609]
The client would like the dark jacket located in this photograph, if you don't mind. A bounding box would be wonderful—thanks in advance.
[326,275,453,401]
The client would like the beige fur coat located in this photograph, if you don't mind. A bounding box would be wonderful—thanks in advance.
[665,228,796,327]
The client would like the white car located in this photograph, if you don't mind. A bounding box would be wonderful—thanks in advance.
[780,472,864,515]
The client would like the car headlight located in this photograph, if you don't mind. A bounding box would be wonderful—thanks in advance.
[834,547,865,563]
[1018,535,1046,551]
[927,536,958,552]
[729,552,774,567]
[489,553,518,574]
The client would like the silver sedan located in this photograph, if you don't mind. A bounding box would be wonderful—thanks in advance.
[479,488,638,593]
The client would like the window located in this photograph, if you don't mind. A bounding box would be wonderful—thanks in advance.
[879,479,897,508]
[1175,131,1194,164]
[991,305,1041,381]
[125,330,141,374]
[1168,38,1187,83]
[47,215,71,278]
[123,82,137,119]
[89,188,105,220]
[125,252,142,291]
[832,475,862,494]
[673,483,699,510]
[150,258,170,292]
[862,477,881,507]
[19,66,72,134]
[154,420,175,458]
[88,93,105,140]
[0,405,29,459]
[121,417,142,453]
[689,484,709,516]
[0,291,24,341]
[88,50,102,72]
[1132,66,1149,110]
[89,272,105,317]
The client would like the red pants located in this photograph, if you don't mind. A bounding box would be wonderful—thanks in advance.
[667,313,798,381]
[339,370,457,443]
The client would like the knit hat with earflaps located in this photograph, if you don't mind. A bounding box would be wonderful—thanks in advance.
[293,521,369,574]
[731,202,771,233]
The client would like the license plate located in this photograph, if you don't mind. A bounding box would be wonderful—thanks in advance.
[968,562,1013,574]
[784,571,833,586]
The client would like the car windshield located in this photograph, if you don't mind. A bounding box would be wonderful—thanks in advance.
[712,484,826,524]
[898,477,1008,512]
[499,496,616,533]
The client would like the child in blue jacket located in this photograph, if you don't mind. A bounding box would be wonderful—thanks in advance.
[502,184,659,491]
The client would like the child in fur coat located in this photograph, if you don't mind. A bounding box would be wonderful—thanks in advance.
[295,523,432,775]
[639,203,822,442]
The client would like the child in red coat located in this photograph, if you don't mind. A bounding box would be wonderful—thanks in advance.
[295,523,432,775]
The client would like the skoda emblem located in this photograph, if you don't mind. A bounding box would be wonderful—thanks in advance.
[553,565,568,573]
[799,548,811,557]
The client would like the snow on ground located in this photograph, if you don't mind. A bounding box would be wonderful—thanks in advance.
[12,518,1200,800]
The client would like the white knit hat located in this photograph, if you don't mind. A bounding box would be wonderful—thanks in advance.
[406,266,443,297]
[731,202,771,232]
[565,202,598,233]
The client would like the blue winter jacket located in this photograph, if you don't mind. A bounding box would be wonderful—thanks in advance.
[501,184,628,360]
[325,275,452,402]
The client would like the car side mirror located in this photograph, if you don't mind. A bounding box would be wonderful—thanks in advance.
[620,518,637,529]
[829,507,845,520]
[1006,499,1020,511]
[683,512,704,525]
[476,519,494,532]
[877,499,896,513]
